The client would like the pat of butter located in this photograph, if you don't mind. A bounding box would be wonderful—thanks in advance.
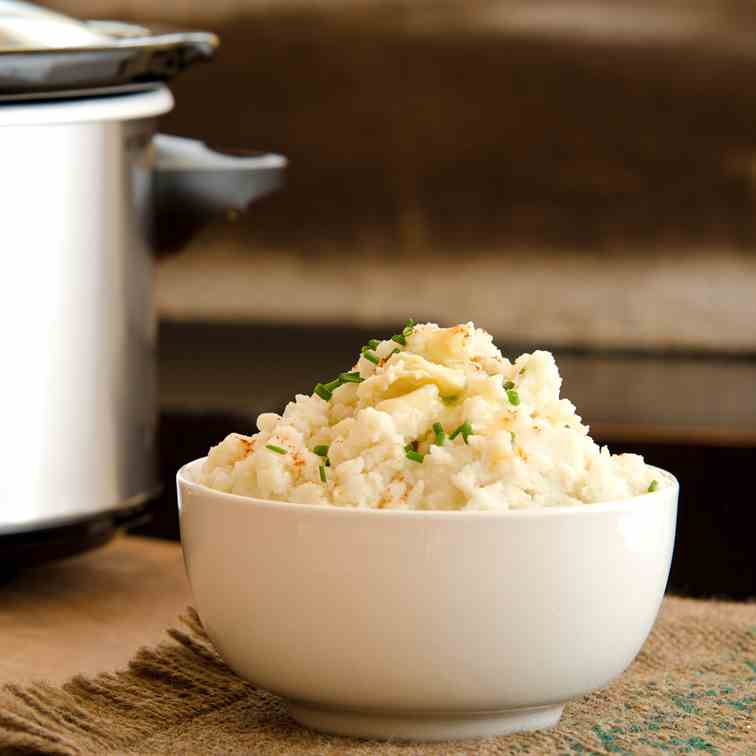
[423,326,471,365]
[382,353,466,399]
[377,384,443,439]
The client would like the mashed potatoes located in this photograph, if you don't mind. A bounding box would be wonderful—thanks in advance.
[198,321,663,510]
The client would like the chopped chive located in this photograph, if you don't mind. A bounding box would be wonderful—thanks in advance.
[367,339,381,349]
[323,378,342,393]
[402,318,416,337]
[441,395,459,405]
[450,421,473,444]
[510,431,517,442]
[319,464,327,483]
[314,383,332,401]
[647,480,659,493]
[404,440,419,452]
[504,380,515,390]
[362,350,380,365]
[405,449,424,463]
[313,445,329,457]
[389,348,400,357]
[266,444,287,455]
[339,371,364,383]
[506,388,520,406]
[433,422,446,446]
[391,333,406,346]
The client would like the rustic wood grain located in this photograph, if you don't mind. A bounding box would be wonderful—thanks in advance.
[48,0,756,251]
[0,536,191,686]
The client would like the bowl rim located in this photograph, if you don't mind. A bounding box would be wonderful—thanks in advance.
[177,458,678,520]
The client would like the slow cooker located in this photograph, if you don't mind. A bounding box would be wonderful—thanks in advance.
[0,2,285,565]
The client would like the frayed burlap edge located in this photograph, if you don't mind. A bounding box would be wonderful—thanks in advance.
[0,610,243,755]
[1,598,754,755]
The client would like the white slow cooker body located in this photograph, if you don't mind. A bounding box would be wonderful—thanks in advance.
[0,87,174,534]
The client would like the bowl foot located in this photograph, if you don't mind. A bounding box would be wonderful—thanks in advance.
[287,701,565,741]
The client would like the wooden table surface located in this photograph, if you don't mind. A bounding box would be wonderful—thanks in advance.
[0,536,192,687]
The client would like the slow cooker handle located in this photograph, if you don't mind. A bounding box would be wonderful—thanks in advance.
[152,134,286,254]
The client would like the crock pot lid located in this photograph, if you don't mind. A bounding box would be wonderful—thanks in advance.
[0,84,173,126]
[0,2,218,100]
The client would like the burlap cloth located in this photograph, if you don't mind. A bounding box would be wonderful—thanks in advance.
[1,597,753,755]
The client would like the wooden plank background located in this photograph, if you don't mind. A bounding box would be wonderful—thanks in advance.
[50,0,756,252]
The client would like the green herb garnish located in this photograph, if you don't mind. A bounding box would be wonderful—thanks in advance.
[504,380,515,390]
[450,421,473,444]
[391,333,406,346]
[506,388,520,406]
[323,378,342,393]
[510,431,516,442]
[362,350,380,365]
[405,449,424,463]
[647,480,658,493]
[266,444,287,455]
[402,318,416,338]
[319,464,327,482]
[314,444,332,466]
[339,371,364,383]
[316,371,364,400]
[367,339,381,349]
[441,395,459,405]
[433,422,446,446]
[314,383,332,401]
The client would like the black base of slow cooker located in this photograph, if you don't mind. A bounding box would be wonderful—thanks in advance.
[0,505,150,576]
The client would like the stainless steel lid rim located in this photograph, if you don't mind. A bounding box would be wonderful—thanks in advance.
[0,29,219,56]
[0,84,174,125]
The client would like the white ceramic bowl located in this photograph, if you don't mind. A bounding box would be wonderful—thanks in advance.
[177,459,677,741]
